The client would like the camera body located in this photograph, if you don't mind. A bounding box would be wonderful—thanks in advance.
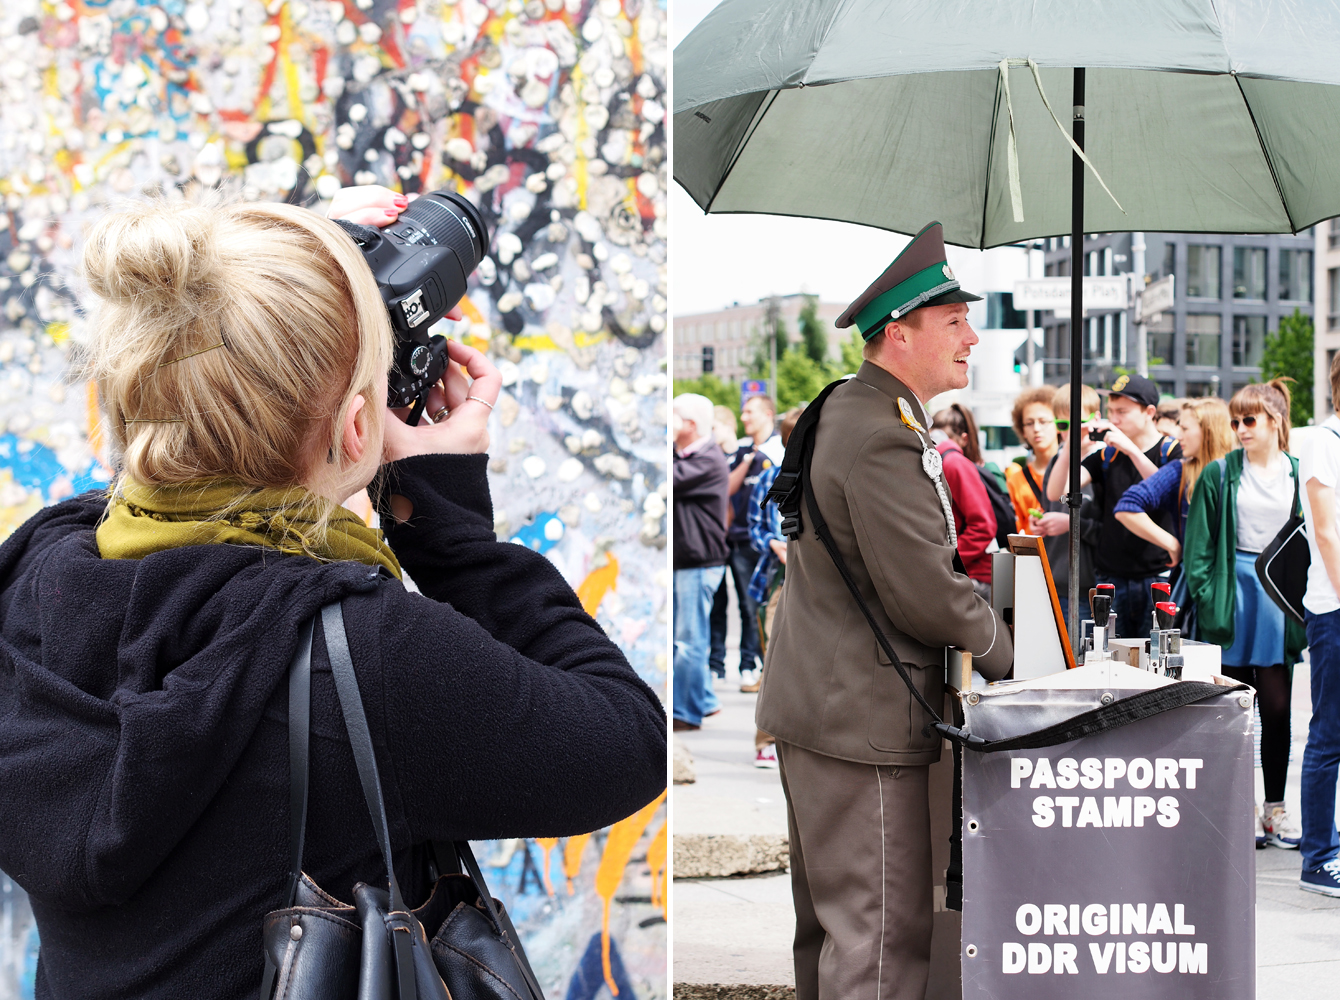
[335,190,489,421]
[1088,426,1108,442]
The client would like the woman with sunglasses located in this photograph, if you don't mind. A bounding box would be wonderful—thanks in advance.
[1113,397,1235,569]
[1184,379,1305,850]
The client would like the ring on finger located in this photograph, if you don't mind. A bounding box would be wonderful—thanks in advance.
[431,406,450,423]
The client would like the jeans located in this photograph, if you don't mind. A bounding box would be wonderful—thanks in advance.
[1302,608,1340,871]
[709,541,763,677]
[1094,573,1162,641]
[674,565,725,726]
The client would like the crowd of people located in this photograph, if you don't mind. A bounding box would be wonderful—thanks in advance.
[674,362,1340,895]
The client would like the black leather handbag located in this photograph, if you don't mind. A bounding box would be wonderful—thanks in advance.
[1255,451,1313,627]
[260,602,546,1000]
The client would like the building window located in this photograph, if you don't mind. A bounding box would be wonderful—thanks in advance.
[1232,315,1266,368]
[701,345,715,373]
[1233,248,1267,300]
[1331,219,1340,250]
[1162,242,1175,279]
[1185,379,1221,399]
[1147,312,1174,367]
[1280,249,1313,301]
[986,292,1026,329]
[1186,245,1221,298]
[1329,349,1338,414]
[1186,313,1222,367]
[1330,268,1340,332]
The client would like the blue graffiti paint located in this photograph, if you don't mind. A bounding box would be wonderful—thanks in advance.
[510,512,564,554]
[565,932,635,1000]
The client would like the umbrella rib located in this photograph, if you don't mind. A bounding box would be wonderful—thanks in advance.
[979,71,1004,251]
[703,90,780,215]
[1232,74,1295,234]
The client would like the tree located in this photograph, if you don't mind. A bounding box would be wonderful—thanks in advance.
[776,346,833,411]
[1259,308,1314,426]
[798,295,829,366]
[749,314,789,378]
[672,373,739,418]
[839,329,865,375]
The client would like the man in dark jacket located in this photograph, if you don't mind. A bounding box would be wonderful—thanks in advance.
[673,392,729,730]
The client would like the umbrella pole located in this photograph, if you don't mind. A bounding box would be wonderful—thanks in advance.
[1067,67,1085,655]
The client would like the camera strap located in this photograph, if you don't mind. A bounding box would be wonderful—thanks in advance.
[764,378,1247,755]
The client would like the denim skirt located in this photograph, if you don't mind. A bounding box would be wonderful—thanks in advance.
[1222,549,1287,667]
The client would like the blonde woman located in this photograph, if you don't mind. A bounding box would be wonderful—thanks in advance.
[1185,380,1305,851]
[1113,397,1235,567]
[0,190,666,998]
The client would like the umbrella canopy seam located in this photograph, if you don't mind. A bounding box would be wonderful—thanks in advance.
[1233,73,1295,233]
[703,89,780,215]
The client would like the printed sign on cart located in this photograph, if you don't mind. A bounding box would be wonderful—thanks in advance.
[960,687,1255,1000]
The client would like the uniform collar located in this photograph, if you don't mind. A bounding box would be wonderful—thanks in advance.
[854,361,926,420]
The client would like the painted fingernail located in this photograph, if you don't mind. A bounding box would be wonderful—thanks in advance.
[394,195,408,207]
[385,208,399,217]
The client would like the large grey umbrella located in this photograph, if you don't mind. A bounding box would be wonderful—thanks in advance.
[674,0,1340,648]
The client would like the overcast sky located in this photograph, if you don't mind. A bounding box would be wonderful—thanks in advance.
[669,1,919,315]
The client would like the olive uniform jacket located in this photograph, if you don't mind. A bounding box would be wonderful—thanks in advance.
[756,362,1013,765]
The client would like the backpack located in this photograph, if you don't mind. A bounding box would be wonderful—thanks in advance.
[1101,435,1178,470]
[977,466,1016,550]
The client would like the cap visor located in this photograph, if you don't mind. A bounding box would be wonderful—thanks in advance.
[927,288,983,305]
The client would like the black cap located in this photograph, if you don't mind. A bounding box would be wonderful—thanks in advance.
[1105,373,1160,409]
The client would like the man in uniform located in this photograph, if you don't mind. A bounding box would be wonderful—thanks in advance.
[757,222,1014,1000]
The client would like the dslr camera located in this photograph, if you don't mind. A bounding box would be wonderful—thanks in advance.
[335,189,489,424]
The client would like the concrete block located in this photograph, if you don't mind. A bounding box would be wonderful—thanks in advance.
[673,987,794,1000]
[674,737,697,784]
[673,833,789,878]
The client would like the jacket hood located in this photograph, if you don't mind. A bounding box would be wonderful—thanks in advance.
[0,493,381,911]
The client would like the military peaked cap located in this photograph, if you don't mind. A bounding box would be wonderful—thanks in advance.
[837,222,983,341]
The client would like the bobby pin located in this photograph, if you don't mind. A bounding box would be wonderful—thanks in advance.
[157,342,226,368]
[124,418,185,423]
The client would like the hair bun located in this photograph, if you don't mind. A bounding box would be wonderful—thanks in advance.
[82,202,223,319]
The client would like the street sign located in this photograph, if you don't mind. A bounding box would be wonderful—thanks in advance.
[1137,275,1176,323]
[1012,277,1132,314]
[741,379,769,407]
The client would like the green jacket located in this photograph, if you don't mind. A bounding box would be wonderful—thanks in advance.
[1183,448,1306,664]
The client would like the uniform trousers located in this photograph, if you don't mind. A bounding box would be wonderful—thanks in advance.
[777,740,933,1000]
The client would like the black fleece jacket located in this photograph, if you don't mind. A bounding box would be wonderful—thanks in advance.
[0,453,666,1000]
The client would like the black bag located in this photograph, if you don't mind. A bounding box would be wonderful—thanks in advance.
[260,603,546,1000]
[1255,449,1314,626]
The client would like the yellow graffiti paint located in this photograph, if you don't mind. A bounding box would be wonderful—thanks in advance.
[563,833,591,895]
[534,838,558,897]
[594,792,666,995]
[647,820,666,915]
[45,323,69,346]
[576,552,619,617]
[512,334,561,353]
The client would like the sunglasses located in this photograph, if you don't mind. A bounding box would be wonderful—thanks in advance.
[1230,415,1263,430]
[1054,417,1096,431]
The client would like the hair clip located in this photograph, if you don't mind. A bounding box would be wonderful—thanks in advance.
[124,418,185,423]
[156,342,226,369]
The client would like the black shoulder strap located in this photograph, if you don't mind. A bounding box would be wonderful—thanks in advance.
[764,377,849,540]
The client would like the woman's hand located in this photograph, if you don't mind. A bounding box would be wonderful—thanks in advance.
[1163,539,1183,567]
[769,537,787,565]
[328,184,408,227]
[383,338,502,461]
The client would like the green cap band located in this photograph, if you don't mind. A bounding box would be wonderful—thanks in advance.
[856,262,961,340]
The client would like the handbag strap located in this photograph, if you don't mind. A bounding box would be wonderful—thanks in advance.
[320,603,417,1000]
[261,619,316,1000]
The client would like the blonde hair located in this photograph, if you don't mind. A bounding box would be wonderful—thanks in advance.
[1229,378,1293,453]
[82,197,393,505]
[1179,397,1233,502]
[1051,383,1100,421]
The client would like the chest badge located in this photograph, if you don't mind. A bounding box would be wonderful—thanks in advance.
[897,397,925,433]
[922,447,943,480]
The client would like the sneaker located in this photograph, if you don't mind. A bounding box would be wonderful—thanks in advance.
[754,743,778,768]
[740,669,762,693]
[1263,803,1302,849]
[1254,807,1267,850]
[1300,858,1340,897]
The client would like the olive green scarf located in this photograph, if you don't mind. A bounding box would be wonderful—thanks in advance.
[96,478,402,580]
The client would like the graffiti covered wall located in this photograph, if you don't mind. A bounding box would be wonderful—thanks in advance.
[0,0,667,997]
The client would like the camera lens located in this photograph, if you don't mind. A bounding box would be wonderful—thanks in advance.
[391,190,487,277]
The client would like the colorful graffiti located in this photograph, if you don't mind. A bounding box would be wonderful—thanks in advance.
[0,0,667,997]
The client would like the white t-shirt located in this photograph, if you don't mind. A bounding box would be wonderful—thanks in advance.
[1236,452,1292,553]
[1301,415,1340,614]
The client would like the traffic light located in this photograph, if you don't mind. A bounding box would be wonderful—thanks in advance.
[702,345,714,373]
